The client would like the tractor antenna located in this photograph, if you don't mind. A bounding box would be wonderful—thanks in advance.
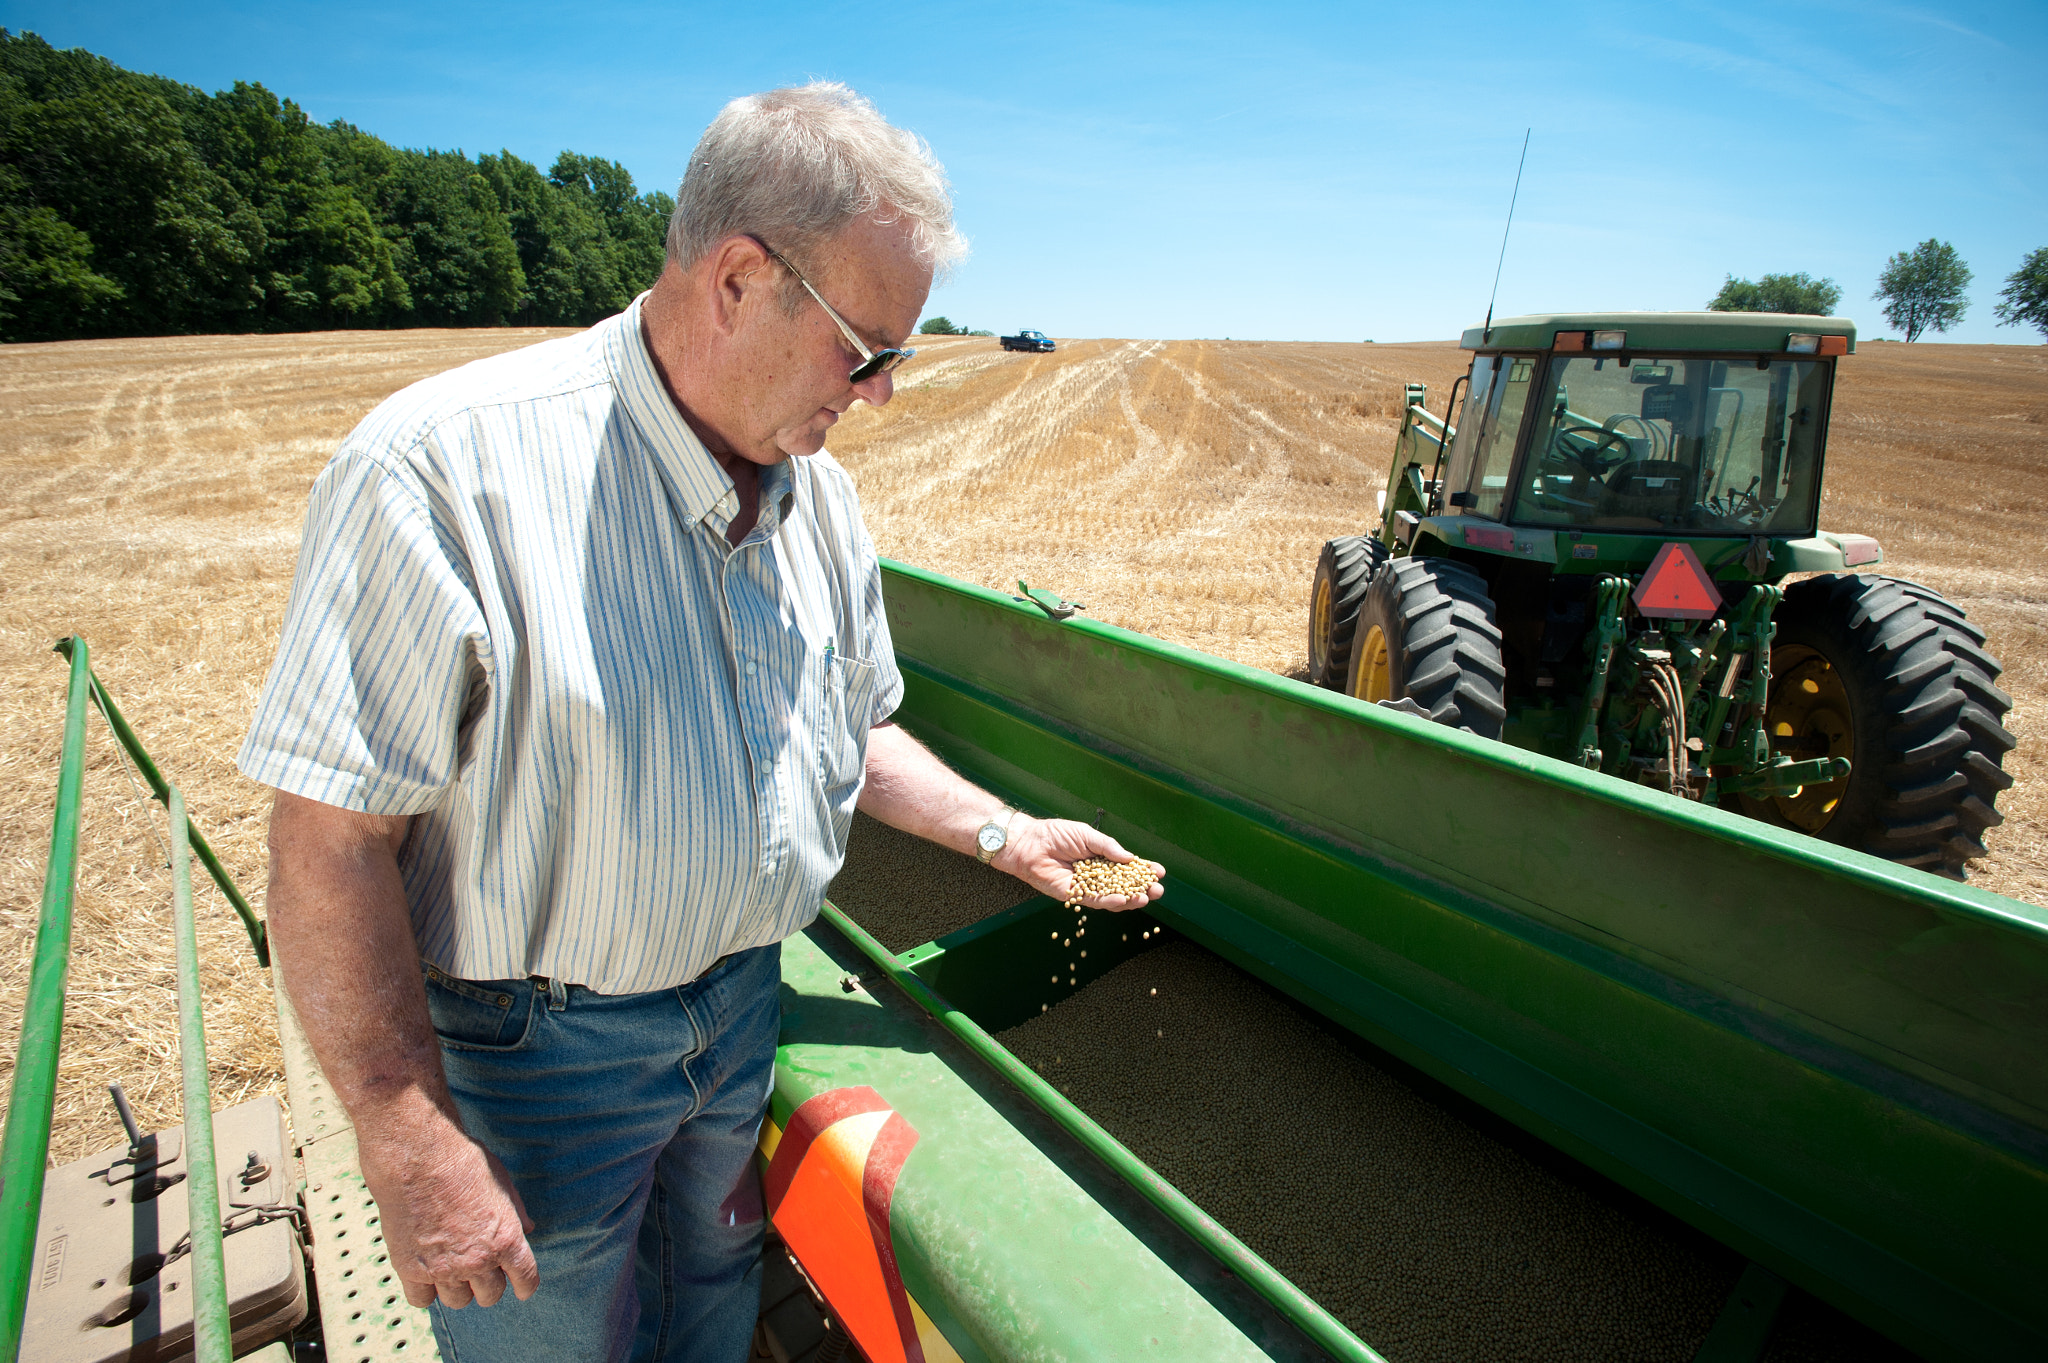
[1482,129,1531,344]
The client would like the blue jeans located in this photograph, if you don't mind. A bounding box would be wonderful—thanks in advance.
[421,944,780,1363]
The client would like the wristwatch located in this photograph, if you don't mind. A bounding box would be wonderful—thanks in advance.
[975,806,1019,863]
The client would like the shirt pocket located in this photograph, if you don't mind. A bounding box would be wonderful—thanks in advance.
[818,651,879,794]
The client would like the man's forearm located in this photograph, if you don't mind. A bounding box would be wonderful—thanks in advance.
[856,721,1005,855]
[266,791,453,1130]
[265,790,537,1308]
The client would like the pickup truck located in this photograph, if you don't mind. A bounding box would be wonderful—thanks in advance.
[1000,329,1055,352]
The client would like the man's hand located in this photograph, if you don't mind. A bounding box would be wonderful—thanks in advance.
[355,1106,539,1309]
[990,815,1165,912]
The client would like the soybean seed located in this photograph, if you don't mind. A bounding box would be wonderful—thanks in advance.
[1064,855,1159,909]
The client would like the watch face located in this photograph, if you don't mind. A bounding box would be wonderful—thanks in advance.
[977,824,1005,853]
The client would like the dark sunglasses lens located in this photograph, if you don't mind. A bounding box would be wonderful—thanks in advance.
[849,349,910,384]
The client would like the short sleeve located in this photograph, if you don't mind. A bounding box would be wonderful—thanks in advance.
[237,442,489,814]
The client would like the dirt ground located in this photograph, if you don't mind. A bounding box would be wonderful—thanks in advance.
[1,327,2040,1162]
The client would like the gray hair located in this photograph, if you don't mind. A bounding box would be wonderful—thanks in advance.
[668,83,966,295]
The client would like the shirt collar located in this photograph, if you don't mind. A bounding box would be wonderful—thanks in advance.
[604,293,796,538]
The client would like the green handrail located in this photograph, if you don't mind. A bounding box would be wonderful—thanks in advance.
[52,638,268,966]
[170,787,233,1363]
[817,901,1390,1363]
[3,645,256,1360]
[0,637,91,1359]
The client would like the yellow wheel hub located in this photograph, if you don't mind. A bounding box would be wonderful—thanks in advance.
[1351,624,1393,704]
[1766,645,1853,832]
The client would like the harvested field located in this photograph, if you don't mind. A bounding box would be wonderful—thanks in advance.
[1,325,2041,1182]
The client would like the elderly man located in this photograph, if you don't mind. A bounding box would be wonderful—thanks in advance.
[242,84,1162,1363]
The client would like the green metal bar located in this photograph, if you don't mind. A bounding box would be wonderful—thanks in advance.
[816,901,1388,1363]
[170,787,233,1363]
[0,638,92,1361]
[52,638,268,966]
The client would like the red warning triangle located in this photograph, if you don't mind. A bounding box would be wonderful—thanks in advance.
[1632,541,1723,619]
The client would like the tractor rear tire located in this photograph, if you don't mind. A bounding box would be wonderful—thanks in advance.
[1740,573,2015,880]
[1307,536,1387,689]
[1348,556,1507,739]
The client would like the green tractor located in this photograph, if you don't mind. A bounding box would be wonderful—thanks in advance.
[1308,311,2015,879]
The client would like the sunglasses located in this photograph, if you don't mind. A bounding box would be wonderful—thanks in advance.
[761,242,915,385]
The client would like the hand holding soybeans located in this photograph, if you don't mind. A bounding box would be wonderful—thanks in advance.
[991,815,1165,911]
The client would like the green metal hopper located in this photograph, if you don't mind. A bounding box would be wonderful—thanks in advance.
[784,559,2044,1363]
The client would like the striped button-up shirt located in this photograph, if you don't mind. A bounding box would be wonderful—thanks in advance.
[239,295,902,993]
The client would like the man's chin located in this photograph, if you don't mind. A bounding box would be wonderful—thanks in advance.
[774,420,835,459]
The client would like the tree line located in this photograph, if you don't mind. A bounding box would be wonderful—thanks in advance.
[0,31,673,342]
[1708,240,2048,343]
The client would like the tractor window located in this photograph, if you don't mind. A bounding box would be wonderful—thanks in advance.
[1509,355,1830,534]
[1442,354,1535,520]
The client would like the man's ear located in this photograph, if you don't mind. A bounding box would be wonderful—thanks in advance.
[705,235,774,337]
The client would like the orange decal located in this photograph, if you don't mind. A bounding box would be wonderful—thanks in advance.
[764,1087,924,1363]
[1633,541,1723,620]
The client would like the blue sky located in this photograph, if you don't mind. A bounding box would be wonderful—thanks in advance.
[9,0,2045,343]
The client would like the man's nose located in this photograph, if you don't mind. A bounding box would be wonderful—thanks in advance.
[853,368,894,406]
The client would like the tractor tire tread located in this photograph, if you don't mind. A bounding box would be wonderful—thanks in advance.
[1770,573,2015,879]
[1308,536,1388,688]
[1355,557,1507,737]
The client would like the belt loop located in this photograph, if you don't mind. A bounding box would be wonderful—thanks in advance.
[544,976,568,1011]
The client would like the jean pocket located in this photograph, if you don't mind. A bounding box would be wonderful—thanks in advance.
[422,966,536,1052]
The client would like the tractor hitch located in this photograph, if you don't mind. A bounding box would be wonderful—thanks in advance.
[1715,755,1851,799]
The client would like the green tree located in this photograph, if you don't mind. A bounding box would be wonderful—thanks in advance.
[383,148,525,325]
[0,31,260,338]
[549,151,668,301]
[189,81,407,328]
[0,32,676,338]
[479,150,619,325]
[1707,272,1842,315]
[1993,246,2048,341]
[0,198,122,335]
[918,315,962,334]
[1874,239,1971,342]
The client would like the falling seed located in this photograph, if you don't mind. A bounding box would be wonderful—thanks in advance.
[1080,950,1087,958]
[1150,988,1157,996]
[1050,932,1058,940]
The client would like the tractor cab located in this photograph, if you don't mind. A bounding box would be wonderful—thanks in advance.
[1436,312,1850,541]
